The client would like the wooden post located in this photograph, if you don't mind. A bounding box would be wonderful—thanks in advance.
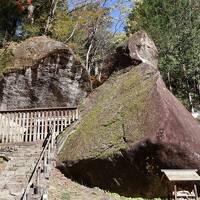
[53,110,56,136]
[33,112,37,141]
[55,110,58,135]
[22,112,26,142]
[51,126,55,149]
[57,110,61,134]
[61,110,64,132]
[12,113,15,143]
[19,112,23,142]
[15,112,19,142]
[30,112,33,142]
[49,111,53,134]
[44,111,48,139]
[69,110,71,125]
[7,113,11,143]
[0,114,2,143]
[0,114,4,143]
[43,151,47,174]
[35,167,41,195]
[5,113,9,143]
[76,108,79,120]
[41,111,45,140]
[174,184,177,200]
[26,192,31,200]
[72,110,75,122]
[64,110,67,127]
[48,142,52,164]
[25,112,29,142]
[194,184,198,200]
[36,111,40,140]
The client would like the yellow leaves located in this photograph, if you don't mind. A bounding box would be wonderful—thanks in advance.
[73,7,107,26]
[51,11,76,41]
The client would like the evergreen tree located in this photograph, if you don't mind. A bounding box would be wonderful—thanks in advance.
[127,0,200,110]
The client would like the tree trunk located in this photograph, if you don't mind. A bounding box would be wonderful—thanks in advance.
[65,22,78,43]
[182,64,194,112]
[85,19,99,74]
[44,0,58,34]
[86,42,93,74]
[167,71,173,92]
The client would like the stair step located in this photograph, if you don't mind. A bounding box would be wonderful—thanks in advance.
[0,143,43,200]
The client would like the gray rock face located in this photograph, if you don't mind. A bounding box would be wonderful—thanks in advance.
[101,31,158,82]
[116,30,158,69]
[0,37,91,110]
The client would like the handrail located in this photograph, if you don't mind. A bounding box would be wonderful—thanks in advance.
[21,125,55,200]
[0,106,77,113]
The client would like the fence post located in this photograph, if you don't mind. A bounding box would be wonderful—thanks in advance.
[43,151,47,174]
[76,108,79,120]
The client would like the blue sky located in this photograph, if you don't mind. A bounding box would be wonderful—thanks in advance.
[103,0,133,32]
[68,0,133,33]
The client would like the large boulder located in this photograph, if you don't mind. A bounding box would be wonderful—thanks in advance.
[0,36,91,110]
[101,31,158,81]
[58,31,200,198]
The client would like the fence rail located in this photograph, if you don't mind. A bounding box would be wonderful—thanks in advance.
[0,107,78,144]
[21,126,56,200]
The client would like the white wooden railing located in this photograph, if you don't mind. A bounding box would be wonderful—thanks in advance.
[0,107,78,144]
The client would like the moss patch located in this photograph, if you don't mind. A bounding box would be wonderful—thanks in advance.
[0,36,71,78]
[59,65,157,162]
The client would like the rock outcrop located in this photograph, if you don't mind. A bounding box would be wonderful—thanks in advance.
[101,31,158,81]
[58,31,200,198]
[0,36,91,110]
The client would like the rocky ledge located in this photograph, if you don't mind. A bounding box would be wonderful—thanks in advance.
[0,36,91,110]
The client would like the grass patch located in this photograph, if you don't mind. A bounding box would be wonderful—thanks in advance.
[61,192,70,200]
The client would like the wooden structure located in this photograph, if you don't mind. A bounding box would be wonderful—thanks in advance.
[22,125,56,200]
[0,107,78,144]
[0,107,79,199]
[161,169,200,200]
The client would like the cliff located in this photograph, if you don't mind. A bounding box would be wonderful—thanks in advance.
[0,36,91,110]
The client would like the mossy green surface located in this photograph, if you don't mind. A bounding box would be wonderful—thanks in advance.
[0,36,69,78]
[59,65,157,162]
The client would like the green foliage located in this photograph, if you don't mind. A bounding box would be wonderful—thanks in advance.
[51,11,76,41]
[61,192,70,200]
[0,0,121,78]
[0,49,12,77]
[127,0,200,110]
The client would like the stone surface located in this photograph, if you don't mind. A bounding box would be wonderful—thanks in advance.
[0,36,91,110]
[101,31,158,81]
[0,143,42,199]
[58,31,200,198]
[116,31,158,69]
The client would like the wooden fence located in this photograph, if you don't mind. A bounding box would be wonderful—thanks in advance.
[0,107,78,144]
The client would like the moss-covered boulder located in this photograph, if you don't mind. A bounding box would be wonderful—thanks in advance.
[0,36,91,109]
[58,31,200,198]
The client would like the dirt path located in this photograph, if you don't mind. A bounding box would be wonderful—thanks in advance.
[49,168,134,200]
